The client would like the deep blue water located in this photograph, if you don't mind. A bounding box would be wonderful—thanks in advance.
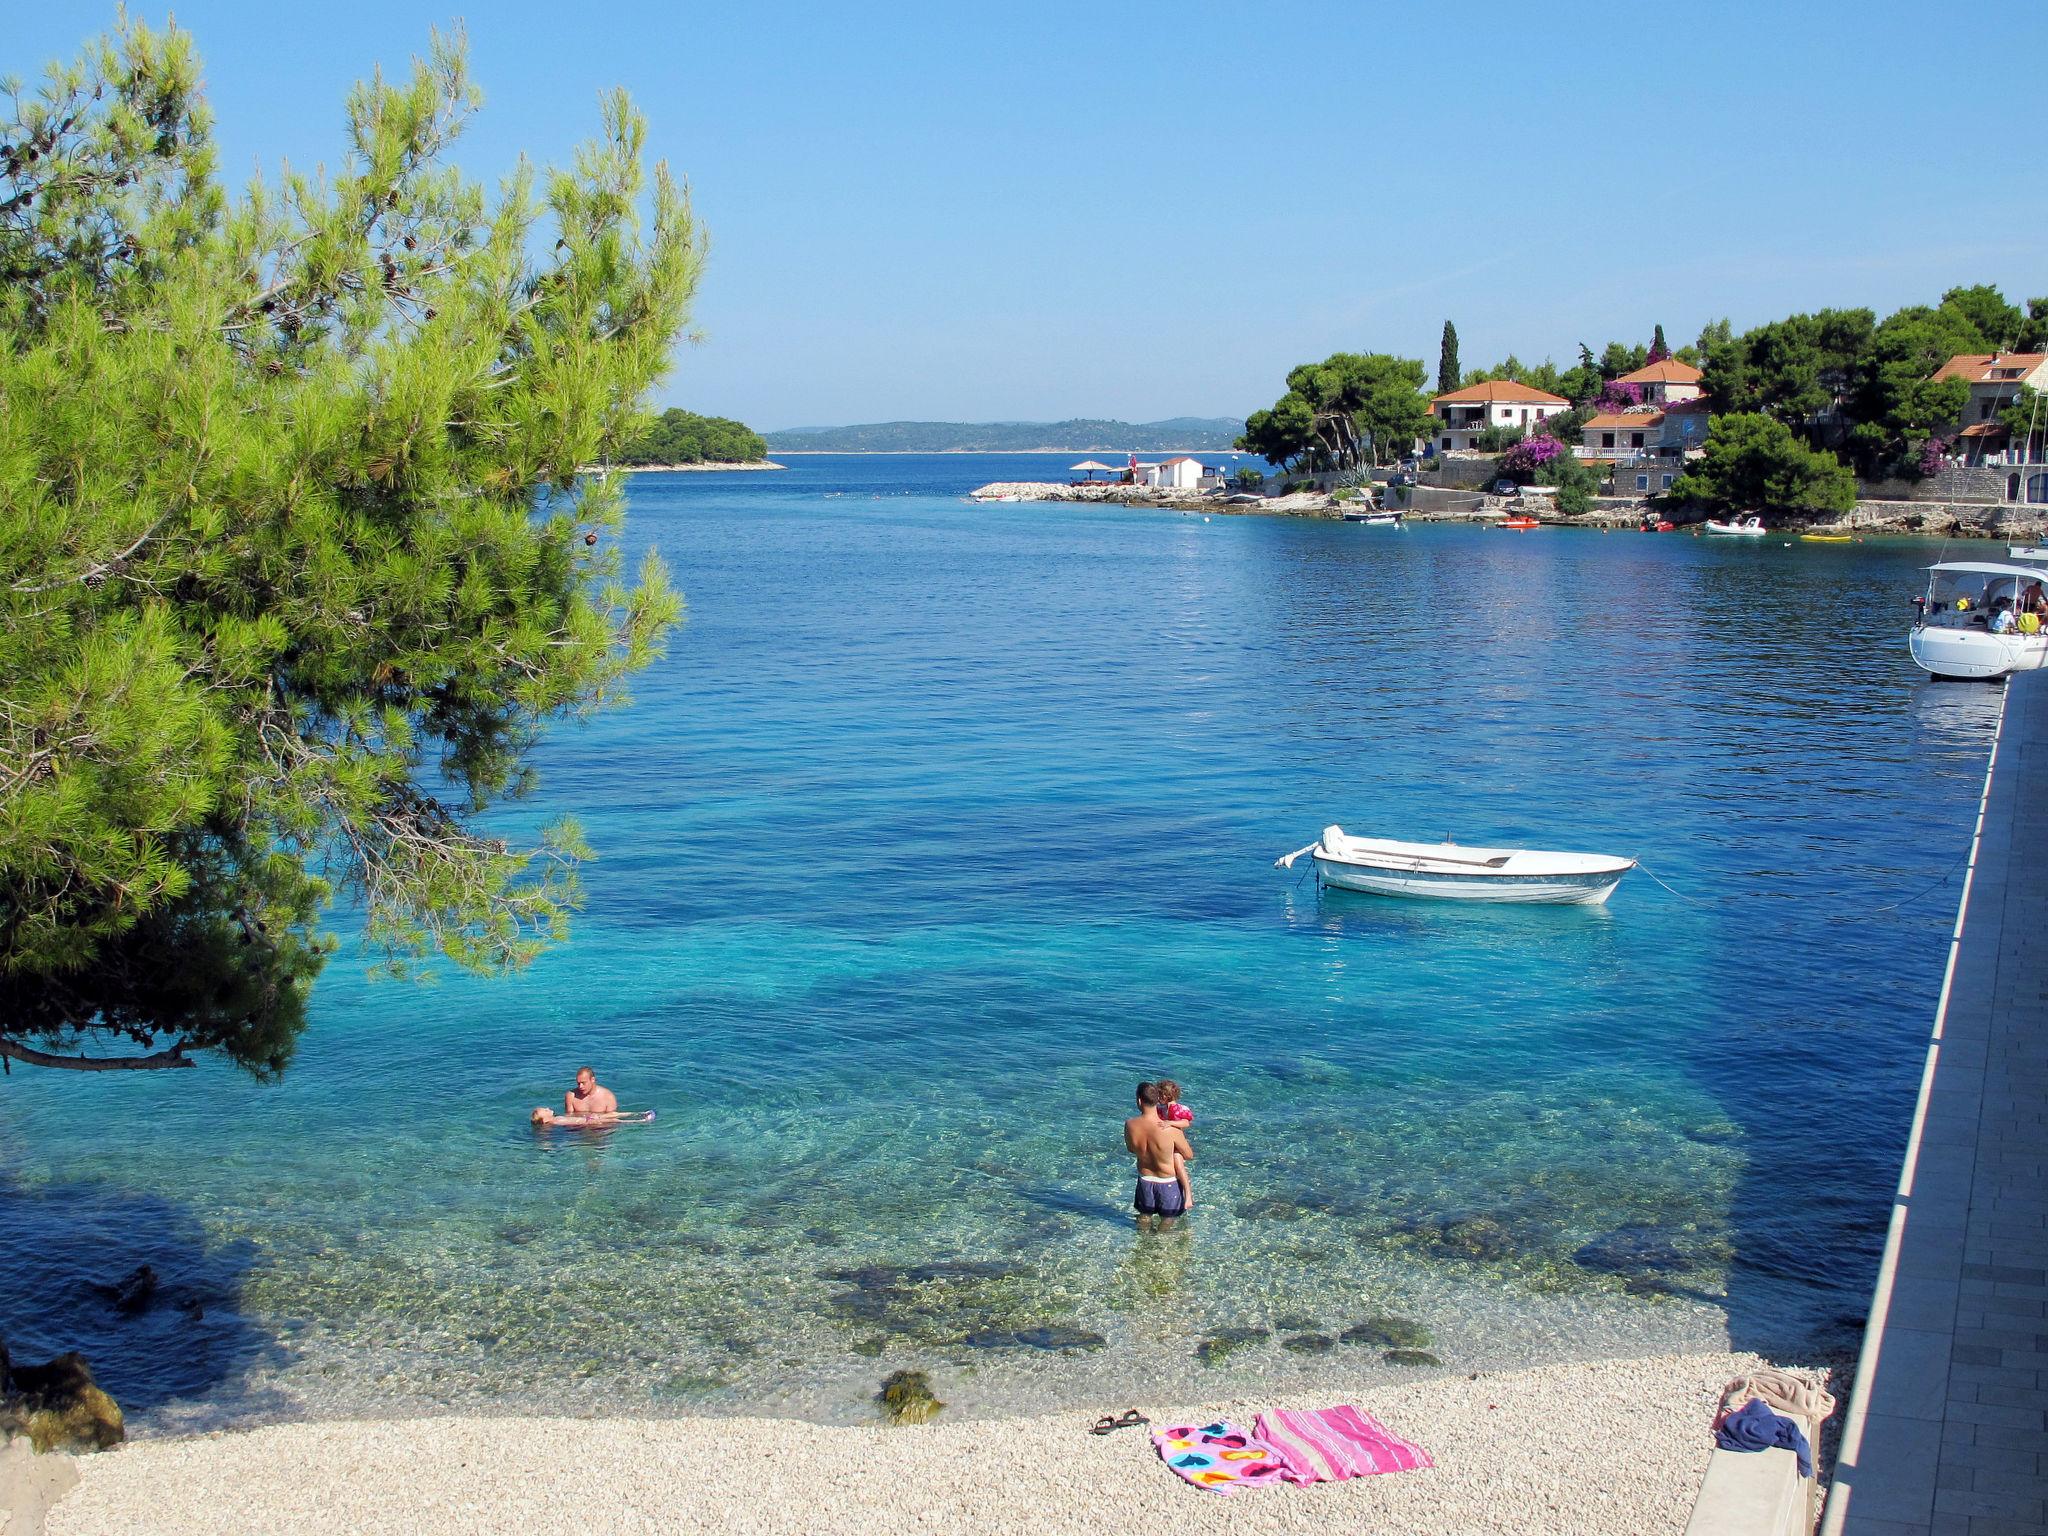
[0,455,2000,1428]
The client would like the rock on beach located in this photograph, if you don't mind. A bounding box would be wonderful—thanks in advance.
[45,1351,1829,1536]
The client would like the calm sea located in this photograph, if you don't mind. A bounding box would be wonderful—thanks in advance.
[0,454,1999,1429]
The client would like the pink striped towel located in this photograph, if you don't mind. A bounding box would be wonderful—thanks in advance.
[1252,1406,1434,1483]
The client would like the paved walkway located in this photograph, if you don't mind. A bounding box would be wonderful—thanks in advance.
[1824,673,2048,1536]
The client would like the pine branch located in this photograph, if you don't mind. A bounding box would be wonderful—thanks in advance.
[0,1038,196,1071]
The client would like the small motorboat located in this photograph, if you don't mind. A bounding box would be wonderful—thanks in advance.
[2006,544,2048,562]
[1343,509,1403,526]
[1276,827,1634,905]
[1705,514,1767,536]
[1910,561,2048,681]
[1497,514,1541,530]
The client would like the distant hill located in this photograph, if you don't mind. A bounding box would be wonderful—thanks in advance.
[763,417,1246,453]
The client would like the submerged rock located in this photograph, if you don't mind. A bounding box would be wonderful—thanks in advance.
[1272,1315,1320,1333]
[1339,1315,1433,1350]
[1382,1349,1441,1367]
[1574,1223,1695,1277]
[1281,1333,1334,1355]
[107,1265,158,1316]
[962,1326,1104,1352]
[877,1369,943,1425]
[1235,1195,1315,1222]
[1193,1327,1270,1365]
[0,1348,125,1454]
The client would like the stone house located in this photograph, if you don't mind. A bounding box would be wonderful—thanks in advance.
[1932,353,2048,466]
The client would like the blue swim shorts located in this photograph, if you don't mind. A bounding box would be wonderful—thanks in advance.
[1134,1177,1186,1216]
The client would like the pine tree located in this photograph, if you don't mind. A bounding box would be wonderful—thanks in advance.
[1437,321,1461,395]
[1648,324,1670,363]
[0,19,702,1072]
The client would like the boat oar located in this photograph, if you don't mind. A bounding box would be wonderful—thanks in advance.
[1274,844,1319,870]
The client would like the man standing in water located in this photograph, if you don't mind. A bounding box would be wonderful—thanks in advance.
[1125,1081,1193,1229]
[530,1066,619,1125]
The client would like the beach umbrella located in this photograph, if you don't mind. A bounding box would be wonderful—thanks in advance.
[1071,460,1114,480]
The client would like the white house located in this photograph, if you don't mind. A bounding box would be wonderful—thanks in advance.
[1139,456,1206,490]
[1610,357,1705,405]
[1429,381,1570,452]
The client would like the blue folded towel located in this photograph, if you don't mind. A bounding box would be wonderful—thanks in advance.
[1715,1397,1812,1477]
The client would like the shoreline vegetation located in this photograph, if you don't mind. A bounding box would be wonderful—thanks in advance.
[589,459,785,472]
[43,1353,1833,1536]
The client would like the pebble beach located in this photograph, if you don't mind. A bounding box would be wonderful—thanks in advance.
[46,1352,1831,1536]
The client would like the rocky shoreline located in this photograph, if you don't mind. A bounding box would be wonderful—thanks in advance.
[969,480,2048,539]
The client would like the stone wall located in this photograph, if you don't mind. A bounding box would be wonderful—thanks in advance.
[1423,455,1503,490]
[1855,465,2016,505]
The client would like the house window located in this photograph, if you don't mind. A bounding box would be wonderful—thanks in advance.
[2011,473,2024,501]
[2030,473,2048,504]
[1630,432,1645,448]
[1636,475,1650,491]
[1982,400,1997,420]
[1661,474,1674,489]
[1442,437,1452,450]
[1601,432,1615,449]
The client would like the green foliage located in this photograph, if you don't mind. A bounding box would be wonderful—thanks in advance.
[1535,447,1598,517]
[1941,284,2025,347]
[1472,422,1525,453]
[1844,304,1981,474]
[1666,414,1857,514]
[1232,467,1265,489]
[618,408,765,465]
[0,20,700,1071]
[1599,341,1649,381]
[1240,352,1431,471]
[1437,320,1459,395]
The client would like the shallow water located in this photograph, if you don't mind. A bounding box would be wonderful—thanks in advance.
[0,457,2000,1429]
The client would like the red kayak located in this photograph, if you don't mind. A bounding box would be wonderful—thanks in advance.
[1499,515,1541,530]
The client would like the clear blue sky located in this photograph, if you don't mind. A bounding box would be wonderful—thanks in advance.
[15,3,2046,429]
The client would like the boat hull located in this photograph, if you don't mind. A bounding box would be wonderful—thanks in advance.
[1910,625,2048,681]
[1312,852,1629,905]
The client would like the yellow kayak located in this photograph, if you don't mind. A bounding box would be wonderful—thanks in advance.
[1799,533,1854,543]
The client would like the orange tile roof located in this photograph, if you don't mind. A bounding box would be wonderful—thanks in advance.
[1613,358,1703,385]
[1584,411,1666,430]
[1958,422,2009,438]
[1932,353,2048,383]
[1431,380,1570,406]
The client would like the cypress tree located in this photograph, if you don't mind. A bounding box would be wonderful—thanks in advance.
[0,19,702,1073]
[1649,324,1670,363]
[1438,321,1461,394]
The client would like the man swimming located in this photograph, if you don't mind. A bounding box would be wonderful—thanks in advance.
[1124,1080,1194,1229]
[531,1066,619,1126]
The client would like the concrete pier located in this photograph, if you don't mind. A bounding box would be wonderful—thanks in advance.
[1823,672,2048,1535]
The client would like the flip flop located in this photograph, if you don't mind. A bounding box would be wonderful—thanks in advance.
[1088,1409,1150,1435]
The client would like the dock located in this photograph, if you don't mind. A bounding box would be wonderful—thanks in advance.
[1823,672,2048,1534]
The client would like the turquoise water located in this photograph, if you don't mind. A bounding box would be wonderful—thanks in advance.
[0,457,2001,1429]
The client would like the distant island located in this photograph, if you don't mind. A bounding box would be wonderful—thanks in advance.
[615,408,779,468]
[763,417,1246,454]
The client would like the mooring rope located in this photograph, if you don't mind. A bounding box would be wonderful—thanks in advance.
[1633,848,1972,921]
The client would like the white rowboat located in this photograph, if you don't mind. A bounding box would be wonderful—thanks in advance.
[1276,826,1635,905]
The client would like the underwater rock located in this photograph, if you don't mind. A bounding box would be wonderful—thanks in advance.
[1574,1223,1693,1277]
[107,1265,158,1316]
[0,1350,125,1454]
[962,1326,1104,1352]
[877,1370,943,1424]
[1193,1327,1270,1365]
[849,1337,887,1358]
[1382,1349,1441,1367]
[1272,1315,1320,1332]
[1434,1216,1515,1261]
[1281,1333,1334,1355]
[1339,1315,1433,1350]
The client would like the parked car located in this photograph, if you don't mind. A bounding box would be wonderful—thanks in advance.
[1493,479,1519,495]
